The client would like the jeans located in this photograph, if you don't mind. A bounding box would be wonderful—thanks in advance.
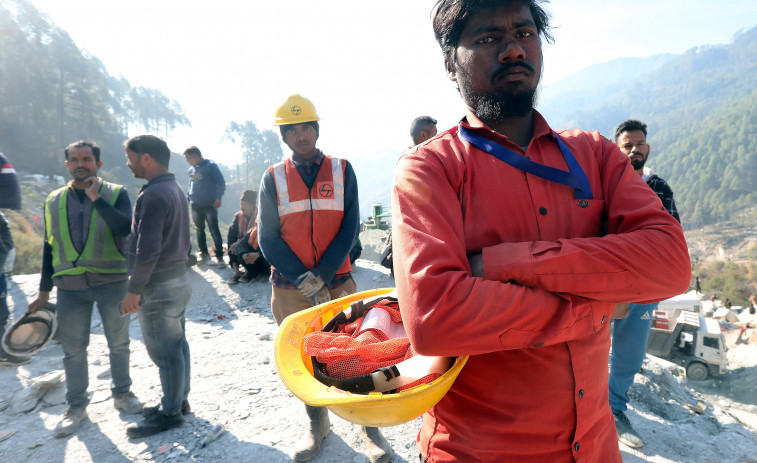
[56,279,131,407]
[137,272,192,416]
[608,301,658,414]
[191,204,223,258]
[0,273,8,356]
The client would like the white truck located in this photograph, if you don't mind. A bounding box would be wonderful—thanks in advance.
[646,310,727,381]
[655,293,703,317]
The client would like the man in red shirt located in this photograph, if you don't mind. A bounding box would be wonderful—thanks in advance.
[391,1,691,462]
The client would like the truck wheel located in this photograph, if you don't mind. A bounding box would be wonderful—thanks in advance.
[686,362,709,381]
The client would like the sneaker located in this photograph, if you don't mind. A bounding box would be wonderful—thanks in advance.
[215,258,226,269]
[614,411,644,448]
[127,411,184,438]
[186,254,198,267]
[54,406,88,438]
[142,399,191,417]
[114,391,144,414]
[198,253,211,265]
[0,354,31,366]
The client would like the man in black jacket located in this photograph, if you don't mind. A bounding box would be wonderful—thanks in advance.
[123,135,192,438]
[609,119,680,449]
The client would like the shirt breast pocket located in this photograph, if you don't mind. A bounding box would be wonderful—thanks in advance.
[569,199,604,238]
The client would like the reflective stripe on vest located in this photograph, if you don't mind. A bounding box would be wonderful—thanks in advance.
[271,156,351,273]
[45,181,127,278]
[274,158,345,216]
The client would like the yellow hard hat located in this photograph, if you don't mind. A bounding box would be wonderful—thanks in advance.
[274,288,468,428]
[274,94,320,126]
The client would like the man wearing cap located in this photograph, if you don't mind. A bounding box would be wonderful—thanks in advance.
[391,1,690,462]
[258,94,391,462]
[28,141,144,438]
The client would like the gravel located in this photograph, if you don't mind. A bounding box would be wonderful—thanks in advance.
[1,249,756,462]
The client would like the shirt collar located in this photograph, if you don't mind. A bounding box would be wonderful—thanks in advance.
[291,150,324,167]
[144,173,175,188]
[460,109,554,145]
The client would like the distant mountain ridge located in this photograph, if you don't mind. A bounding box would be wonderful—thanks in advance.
[538,53,678,130]
[538,26,757,229]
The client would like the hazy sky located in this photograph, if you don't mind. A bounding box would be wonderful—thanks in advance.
[25,0,757,168]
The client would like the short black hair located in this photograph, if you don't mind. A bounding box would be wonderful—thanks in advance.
[125,135,171,167]
[410,116,438,142]
[183,146,202,158]
[614,119,648,142]
[432,0,553,67]
[279,121,320,140]
[65,141,101,163]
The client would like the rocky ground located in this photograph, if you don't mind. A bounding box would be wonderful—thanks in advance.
[0,230,756,462]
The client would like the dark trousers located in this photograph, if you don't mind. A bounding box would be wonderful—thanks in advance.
[191,204,223,258]
[229,249,270,278]
[0,274,8,356]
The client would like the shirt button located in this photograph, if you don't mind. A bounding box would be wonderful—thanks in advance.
[539,207,547,215]
[574,442,581,451]
[578,390,584,398]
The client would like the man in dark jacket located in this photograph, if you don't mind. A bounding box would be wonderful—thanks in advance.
[609,119,681,449]
[0,152,21,210]
[184,146,226,268]
[227,189,269,283]
[0,152,22,365]
[123,135,192,438]
[0,211,26,366]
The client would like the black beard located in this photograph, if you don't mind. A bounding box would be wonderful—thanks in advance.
[631,157,646,170]
[468,87,537,124]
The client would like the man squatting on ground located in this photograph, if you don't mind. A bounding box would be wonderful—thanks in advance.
[28,141,144,438]
[391,1,691,462]
[184,146,226,268]
[609,119,681,449]
[258,94,392,462]
[226,189,270,285]
[122,135,193,438]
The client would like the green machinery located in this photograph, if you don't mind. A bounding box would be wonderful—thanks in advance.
[362,203,390,230]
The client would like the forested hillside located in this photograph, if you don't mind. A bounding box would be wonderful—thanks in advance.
[653,94,757,227]
[0,0,189,190]
[540,26,757,229]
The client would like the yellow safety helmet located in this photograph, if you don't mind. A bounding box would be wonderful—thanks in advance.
[274,288,468,428]
[274,94,320,126]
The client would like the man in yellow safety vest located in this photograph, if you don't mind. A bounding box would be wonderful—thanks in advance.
[28,140,144,438]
